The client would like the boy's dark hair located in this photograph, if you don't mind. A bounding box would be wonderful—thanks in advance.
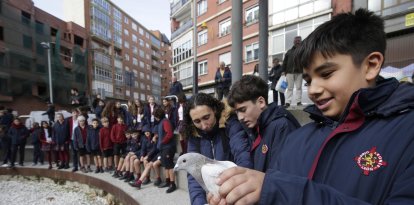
[184,93,224,138]
[153,107,166,120]
[125,129,133,134]
[92,118,99,123]
[295,9,386,70]
[227,75,269,107]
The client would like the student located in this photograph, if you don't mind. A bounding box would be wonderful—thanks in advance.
[153,108,177,193]
[175,93,187,156]
[73,116,91,173]
[8,118,29,168]
[227,75,300,172]
[68,108,80,172]
[52,113,70,169]
[30,122,44,166]
[184,93,251,204]
[130,125,159,189]
[86,118,103,173]
[112,130,132,178]
[110,116,127,169]
[144,96,159,129]
[0,124,11,167]
[99,117,113,171]
[39,121,54,169]
[209,9,414,205]
[119,129,142,183]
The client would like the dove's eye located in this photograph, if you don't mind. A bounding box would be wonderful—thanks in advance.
[183,159,186,163]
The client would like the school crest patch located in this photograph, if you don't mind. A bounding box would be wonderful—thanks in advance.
[354,146,387,176]
[261,144,268,154]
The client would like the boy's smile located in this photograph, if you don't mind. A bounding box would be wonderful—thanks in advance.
[303,53,378,120]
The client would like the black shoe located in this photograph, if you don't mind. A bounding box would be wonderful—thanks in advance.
[100,168,104,173]
[130,179,142,189]
[72,167,78,172]
[297,102,302,106]
[166,183,177,193]
[94,168,100,174]
[124,175,134,182]
[153,178,161,186]
[284,103,290,108]
[112,171,120,178]
[119,173,129,180]
[7,164,15,169]
[142,177,151,185]
[57,164,65,169]
[158,181,170,188]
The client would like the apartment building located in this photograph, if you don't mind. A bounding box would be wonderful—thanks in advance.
[65,0,171,102]
[170,0,352,95]
[0,0,88,114]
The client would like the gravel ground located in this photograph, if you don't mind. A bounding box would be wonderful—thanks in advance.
[0,175,110,205]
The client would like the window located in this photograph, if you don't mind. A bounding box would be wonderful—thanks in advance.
[139,61,145,68]
[146,54,150,60]
[197,0,207,16]
[94,65,112,82]
[245,42,259,62]
[124,29,129,36]
[172,40,192,65]
[133,58,138,66]
[198,60,208,75]
[219,19,231,37]
[145,32,149,39]
[139,27,144,35]
[113,7,121,21]
[23,35,32,49]
[139,49,145,58]
[132,46,138,54]
[139,39,144,46]
[218,0,226,4]
[132,22,137,31]
[140,72,145,79]
[21,11,31,25]
[146,43,150,48]
[219,52,231,66]
[245,6,259,25]
[198,30,208,46]
[125,53,130,61]
[132,34,137,42]
[114,21,122,33]
[124,16,129,24]
[124,41,129,48]
[140,93,146,100]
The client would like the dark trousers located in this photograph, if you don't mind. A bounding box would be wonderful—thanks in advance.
[216,87,230,101]
[11,142,26,165]
[33,143,44,164]
[1,137,11,164]
[272,89,285,106]
[71,141,79,168]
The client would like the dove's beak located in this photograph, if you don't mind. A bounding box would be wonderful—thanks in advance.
[173,164,179,172]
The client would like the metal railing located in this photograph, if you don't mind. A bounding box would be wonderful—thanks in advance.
[171,0,190,16]
[171,20,193,40]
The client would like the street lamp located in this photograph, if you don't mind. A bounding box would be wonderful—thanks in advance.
[40,42,53,103]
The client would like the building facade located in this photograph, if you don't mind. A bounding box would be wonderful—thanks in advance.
[0,0,88,114]
[65,0,171,102]
[170,0,353,95]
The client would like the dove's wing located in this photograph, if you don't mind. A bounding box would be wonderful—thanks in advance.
[201,161,236,196]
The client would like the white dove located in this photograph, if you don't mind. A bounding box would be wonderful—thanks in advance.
[174,153,236,197]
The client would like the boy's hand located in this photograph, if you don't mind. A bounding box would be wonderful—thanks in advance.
[216,167,264,205]
[207,193,226,205]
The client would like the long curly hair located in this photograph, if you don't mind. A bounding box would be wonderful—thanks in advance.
[183,93,224,138]
[128,99,138,116]
[101,100,116,118]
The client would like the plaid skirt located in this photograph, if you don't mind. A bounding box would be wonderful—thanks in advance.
[41,143,54,152]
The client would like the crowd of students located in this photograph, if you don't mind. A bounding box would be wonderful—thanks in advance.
[0,94,188,194]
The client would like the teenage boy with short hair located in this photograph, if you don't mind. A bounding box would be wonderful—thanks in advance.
[227,75,300,172]
[209,9,414,205]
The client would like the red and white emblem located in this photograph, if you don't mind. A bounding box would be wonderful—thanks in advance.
[354,146,387,176]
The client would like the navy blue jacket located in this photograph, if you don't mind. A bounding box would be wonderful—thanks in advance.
[144,103,159,125]
[214,68,232,89]
[86,126,101,152]
[260,78,414,205]
[169,81,184,96]
[52,120,70,145]
[8,123,29,145]
[187,115,251,205]
[140,135,153,157]
[30,127,41,145]
[250,102,300,172]
[0,112,13,129]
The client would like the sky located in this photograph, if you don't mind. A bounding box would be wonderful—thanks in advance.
[32,0,171,39]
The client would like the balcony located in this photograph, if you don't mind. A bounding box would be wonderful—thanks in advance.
[171,20,193,40]
[171,0,190,16]
[151,51,161,60]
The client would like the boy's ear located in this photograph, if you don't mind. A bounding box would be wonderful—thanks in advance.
[364,52,384,82]
[257,96,267,110]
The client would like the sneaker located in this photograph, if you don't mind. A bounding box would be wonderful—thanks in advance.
[94,168,100,174]
[64,164,70,169]
[80,167,88,173]
[7,164,15,169]
[57,164,64,169]
[158,181,170,188]
[100,168,104,173]
[142,177,151,185]
[284,103,290,108]
[40,162,44,166]
[166,183,177,193]
[72,167,78,172]
[87,166,92,172]
[1,163,9,167]
[124,175,135,182]
[119,173,129,180]
[18,163,24,166]
[31,163,37,166]
[297,102,302,106]
[153,178,161,186]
